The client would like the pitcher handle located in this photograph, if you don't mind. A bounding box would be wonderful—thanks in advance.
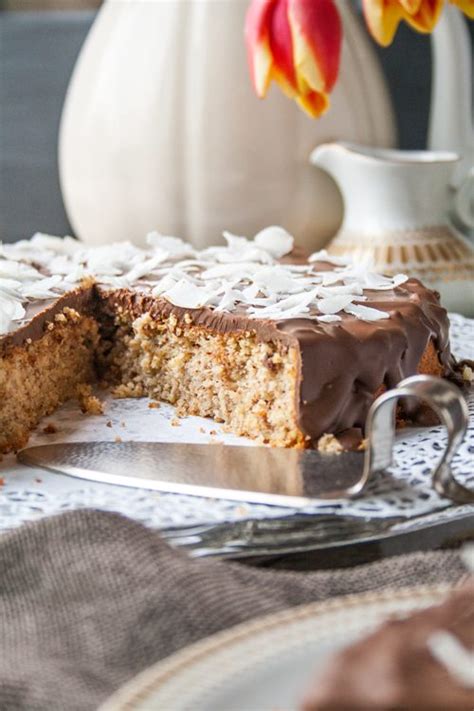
[451,168,474,235]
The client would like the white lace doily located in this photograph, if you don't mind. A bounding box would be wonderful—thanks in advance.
[1,314,473,536]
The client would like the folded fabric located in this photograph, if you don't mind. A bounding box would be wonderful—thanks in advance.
[0,510,468,710]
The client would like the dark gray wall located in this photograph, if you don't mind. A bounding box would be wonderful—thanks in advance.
[0,12,91,242]
[0,11,471,242]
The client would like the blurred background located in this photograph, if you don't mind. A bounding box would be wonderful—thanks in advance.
[0,1,472,243]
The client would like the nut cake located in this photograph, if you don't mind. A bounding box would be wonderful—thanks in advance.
[300,581,474,711]
[0,228,456,454]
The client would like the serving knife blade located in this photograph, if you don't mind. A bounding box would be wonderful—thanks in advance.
[17,375,473,506]
[18,441,365,507]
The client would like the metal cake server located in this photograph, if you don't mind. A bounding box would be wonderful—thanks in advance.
[18,375,473,507]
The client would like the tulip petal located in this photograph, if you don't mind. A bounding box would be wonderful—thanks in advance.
[450,0,474,18]
[289,0,342,92]
[404,0,444,33]
[269,0,298,90]
[297,90,329,118]
[363,0,444,46]
[399,0,424,12]
[363,0,405,46]
[245,0,276,97]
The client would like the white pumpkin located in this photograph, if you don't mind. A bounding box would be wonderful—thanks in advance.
[59,0,396,250]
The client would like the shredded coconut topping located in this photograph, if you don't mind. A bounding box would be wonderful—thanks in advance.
[0,228,411,335]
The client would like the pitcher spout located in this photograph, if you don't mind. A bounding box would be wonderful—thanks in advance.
[309,142,345,182]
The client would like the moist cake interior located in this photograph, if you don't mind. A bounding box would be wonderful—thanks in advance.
[0,229,458,454]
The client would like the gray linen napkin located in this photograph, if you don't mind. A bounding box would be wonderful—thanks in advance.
[0,510,468,711]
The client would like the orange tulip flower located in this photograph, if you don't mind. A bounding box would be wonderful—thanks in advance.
[245,0,342,118]
[362,0,444,46]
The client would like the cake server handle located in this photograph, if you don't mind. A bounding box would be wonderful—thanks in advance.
[361,375,472,504]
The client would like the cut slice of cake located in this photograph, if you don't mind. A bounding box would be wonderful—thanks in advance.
[0,288,100,453]
[0,228,458,454]
[300,581,474,711]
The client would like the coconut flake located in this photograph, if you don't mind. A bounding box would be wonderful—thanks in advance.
[200,231,274,266]
[125,255,170,282]
[254,226,294,258]
[146,232,195,259]
[163,279,215,309]
[47,255,80,276]
[249,289,319,319]
[318,283,364,297]
[85,242,146,277]
[0,278,23,297]
[392,273,409,287]
[30,232,81,256]
[318,271,344,286]
[363,272,393,289]
[317,294,355,315]
[0,260,43,282]
[240,282,261,303]
[427,631,474,688]
[361,272,408,291]
[200,262,260,281]
[345,303,390,321]
[0,302,13,334]
[151,274,179,296]
[0,293,26,333]
[252,267,303,295]
[94,275,131,289]
[317,314,342,323]
[214,287,242,312]
[309,250,351,266]
[63,266,88,284]
[21,275,64,299]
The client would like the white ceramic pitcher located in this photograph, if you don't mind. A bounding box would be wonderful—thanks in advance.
[310,142,474,315]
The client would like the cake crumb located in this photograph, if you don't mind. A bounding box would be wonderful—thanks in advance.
[148,401,160,409]
[317,433,343,455]
[209,429,217,436]
[114,435,122,443]
[79,275,96,289]
[120,421,126,428]
[42,423,58,435]
[462,364,473,384]
[76,384,105,415]
[234,505,249,516]
[62,307,81,323]
[199,427,206,434]
[112,382,145,399]
[106,420,113,428]
[171,417,181,427]
[0,477,4,487]
[357,438,369,452]
[35,478,42,484]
